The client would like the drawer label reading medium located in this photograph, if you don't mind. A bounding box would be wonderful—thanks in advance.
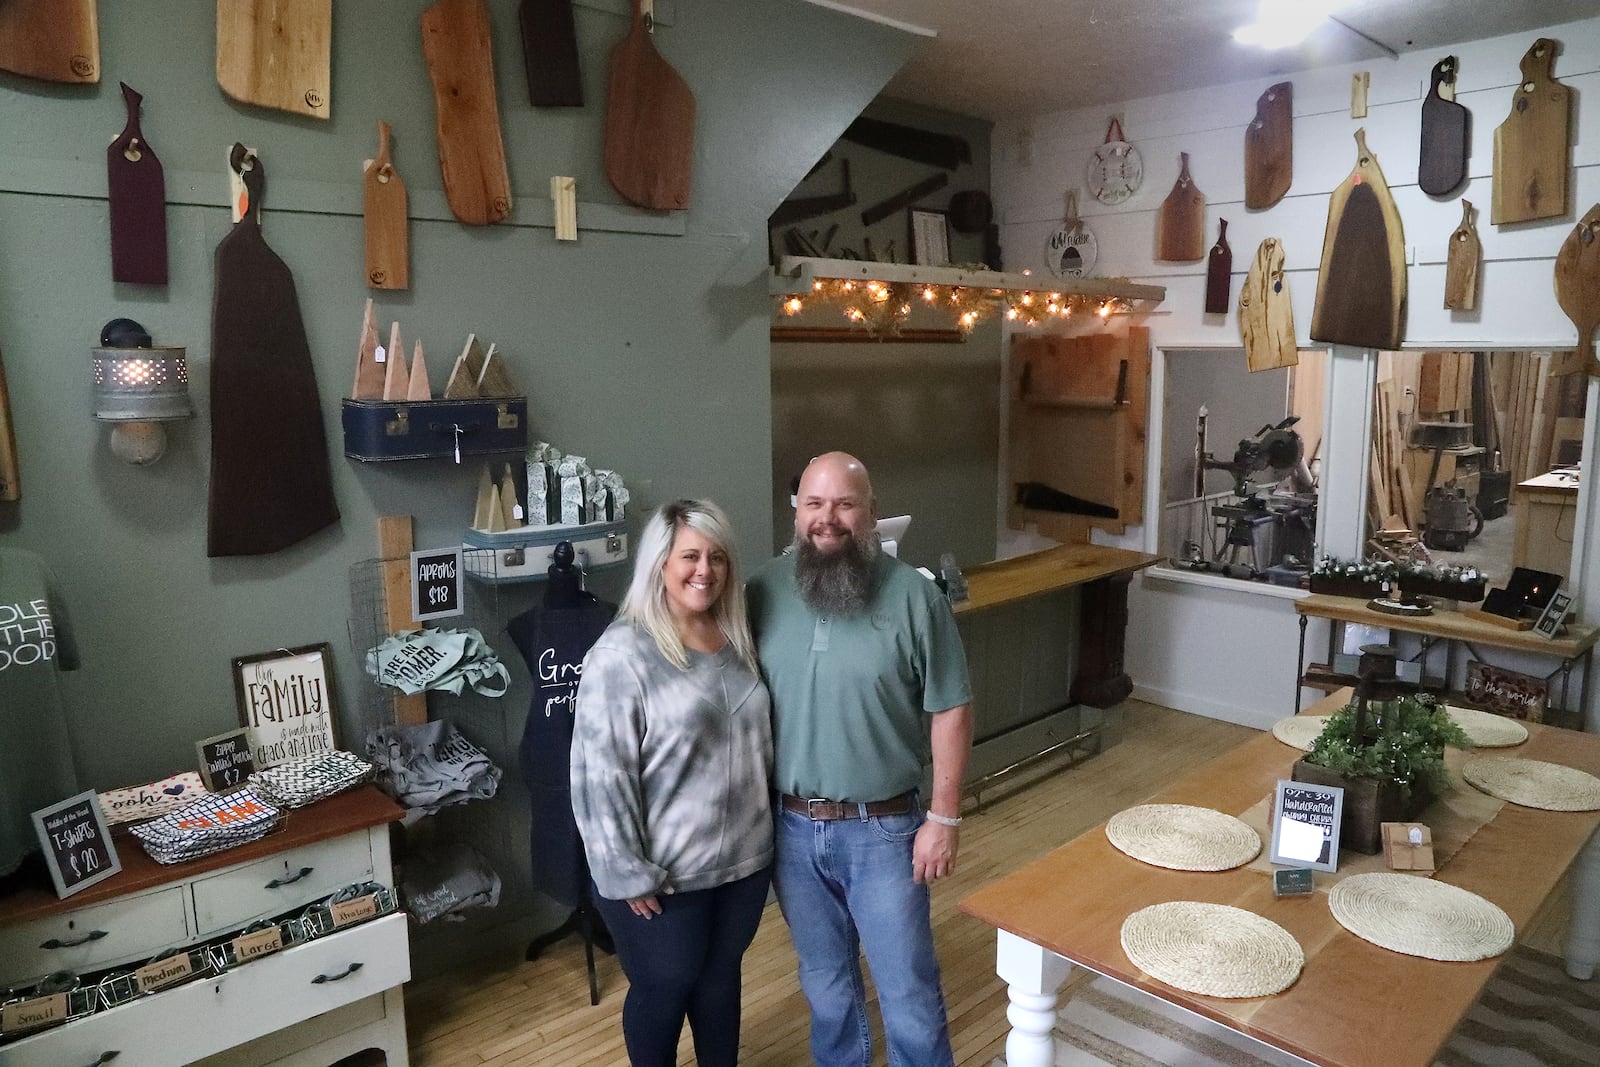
[135,953,194,992]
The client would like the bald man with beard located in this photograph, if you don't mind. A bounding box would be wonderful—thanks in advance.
[747,452,973,1067]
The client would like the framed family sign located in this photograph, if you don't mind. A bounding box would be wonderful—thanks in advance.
[232,643,339,770]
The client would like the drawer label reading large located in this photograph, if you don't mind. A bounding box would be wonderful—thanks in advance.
[135,953,194,993]
[330,894,378,927]
[1,993,65,1034]
[232,926,284,961]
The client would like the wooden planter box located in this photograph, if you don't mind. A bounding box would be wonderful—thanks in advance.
[1291,758,1433,855]
[1397,575,1488,602]
[1308,575,1388,599]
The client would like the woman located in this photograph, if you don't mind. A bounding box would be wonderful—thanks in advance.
[570,499,773,1067]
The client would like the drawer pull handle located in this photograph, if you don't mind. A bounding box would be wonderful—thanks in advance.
[41,930,109,949]
[312,962,364,984]
[266,866,315,889]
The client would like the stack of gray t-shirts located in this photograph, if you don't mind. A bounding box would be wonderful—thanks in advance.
[130,788,280,864]
[249,751,373,809]
[365,627,511,697]
[401,840,502,924]
[365,719,501,815]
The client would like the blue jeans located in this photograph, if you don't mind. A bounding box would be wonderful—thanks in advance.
[774,801,954,1067]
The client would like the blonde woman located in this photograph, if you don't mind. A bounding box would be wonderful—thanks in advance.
[571,499,772,1067]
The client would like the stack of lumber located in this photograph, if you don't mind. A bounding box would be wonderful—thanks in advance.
[1488,351,1586,482]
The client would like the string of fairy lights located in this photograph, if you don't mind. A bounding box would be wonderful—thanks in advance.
[777,275,1135,336]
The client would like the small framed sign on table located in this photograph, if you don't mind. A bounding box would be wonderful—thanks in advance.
[1269,779,1343,873]
[197,727,256,791]
[232,643,339,769]
[32,791,121,898]
[410,546,464,622]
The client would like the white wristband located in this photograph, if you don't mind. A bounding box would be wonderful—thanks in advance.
[925,810,962,828]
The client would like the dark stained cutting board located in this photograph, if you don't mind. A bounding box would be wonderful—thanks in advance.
[1204,219,1232,314]
[1419,56,1469,198]
[1239,238,1296,372]
[1155,153,1205,262]
[208,145,339,557]
[363,121,409,290]
[107,83,168,286]
[1244,82,1292,210]
[1310,130,1407,351]
[604,0,695,211]
[422,0,513,225]
[215,0,331,119]
[0,0,98,83]
[1492,39,1571,225]
[1552,204,1600,378]
[1443,200,1481,312]
[0,346,18,501]
[520,0,582,107]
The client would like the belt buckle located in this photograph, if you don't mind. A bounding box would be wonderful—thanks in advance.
[805,798,832,820]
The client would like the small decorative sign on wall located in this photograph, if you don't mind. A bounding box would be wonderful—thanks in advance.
[1269,779,1343,873]
[410,546,464,622]
[196,728,256,791]
[232,643,339,770]
[97,771,209,825]
[32,790,121,898]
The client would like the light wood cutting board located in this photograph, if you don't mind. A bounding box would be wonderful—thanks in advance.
[0,0,98,83]
[1492,38,1571,225]
[1552,204,1600,378]
[1310,129,1406,351]
[364,122,409,289]
[216,0,331,119]
[422,0,513,225]
[1239,238,1296,372]
[1443,200,1480,312]
[1155,152,1205,262]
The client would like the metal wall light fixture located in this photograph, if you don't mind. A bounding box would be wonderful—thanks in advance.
[92,318,194,465]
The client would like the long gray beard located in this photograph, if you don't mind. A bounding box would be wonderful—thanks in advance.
[793,531,879,616]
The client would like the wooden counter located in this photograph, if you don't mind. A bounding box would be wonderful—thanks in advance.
[1514,469,1580,581]
[1295,593,1597,659]
[954,543,1160,615]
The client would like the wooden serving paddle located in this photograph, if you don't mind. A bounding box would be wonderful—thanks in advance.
[1204,219,1232,314]
[1155,152,1205,262]
[0,0,98,83]
[0,345,19,501]
[1492,39,1570,225]
[520,0,582,107]
[1418,56,1468,198]
[1244,82,1292,209]
[422,0,513,225]
[1239,238,1296,372]
[1310,129,1406,351]
[1552,204,1600,378]
[107,83,168,286]
[364,122,409,290]
[1443,200,1481,312]
[216,0,331,119]
[208,145,339,557]
[605,0,695,211]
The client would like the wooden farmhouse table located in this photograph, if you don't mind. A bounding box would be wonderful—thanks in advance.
[961,690,1600,1067]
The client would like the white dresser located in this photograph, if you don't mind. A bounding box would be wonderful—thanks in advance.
[0,788,409,1067]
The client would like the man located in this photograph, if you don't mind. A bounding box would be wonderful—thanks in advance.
[748,451,973,1067]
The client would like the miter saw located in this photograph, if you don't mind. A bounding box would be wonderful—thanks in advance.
[1182,409,1317,576]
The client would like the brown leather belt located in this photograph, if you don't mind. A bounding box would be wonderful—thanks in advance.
[779,791,915,821]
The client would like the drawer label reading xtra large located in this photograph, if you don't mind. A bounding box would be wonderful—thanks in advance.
[330,894,378,927]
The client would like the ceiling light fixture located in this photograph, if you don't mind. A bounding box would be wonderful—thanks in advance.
[1233,0,1340,49]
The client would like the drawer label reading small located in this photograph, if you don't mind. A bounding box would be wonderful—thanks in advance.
[135,953,194,992]
[233,926,284,960]
[1,993,66,1034]
[330,894,378,927]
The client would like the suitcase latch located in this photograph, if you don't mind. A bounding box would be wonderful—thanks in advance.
[385,409,410,436]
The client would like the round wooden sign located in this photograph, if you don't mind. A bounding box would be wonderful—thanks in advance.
[1046,222,1098,278]
[1086,117,1142,205]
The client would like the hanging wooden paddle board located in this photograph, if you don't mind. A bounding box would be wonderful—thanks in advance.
[1205,219,1232,314]
[1239,238,1296,372]
[0,0,98,83]
[208,145,339,557]
[520,0,582,107]
[1418,56,1468,198]
[604,0,695,211]
[106,83,168,286]
[1492,39,1571,225]
[0,346,19,501]
[422,0,513,225]
[1310,130,1406,350]
[1244,82,1292,209]
[216,0,331,119]
[1552,204,1600,378]
[1155,152,1205,262]
[364,121,409,290]
[1443,200,1481,312]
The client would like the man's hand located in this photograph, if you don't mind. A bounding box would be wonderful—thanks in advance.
[912,819,959,884]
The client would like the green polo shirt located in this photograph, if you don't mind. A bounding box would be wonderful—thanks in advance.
[748,551,971,801]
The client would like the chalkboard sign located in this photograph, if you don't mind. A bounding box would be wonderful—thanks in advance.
[1269,779,1343,872]
[411,547,464,622]
[196,728,256,791]
[31,791,121,898]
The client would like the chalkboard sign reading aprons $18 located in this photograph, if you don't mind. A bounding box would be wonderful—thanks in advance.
[31,790,122,898]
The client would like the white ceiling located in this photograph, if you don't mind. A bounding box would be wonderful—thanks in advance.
[808,0,1600,121]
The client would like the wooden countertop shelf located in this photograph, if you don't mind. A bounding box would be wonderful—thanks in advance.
[955,543,1159,615]
[1295,593,1597,658]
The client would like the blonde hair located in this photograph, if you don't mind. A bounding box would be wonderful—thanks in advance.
[620,499,758,672]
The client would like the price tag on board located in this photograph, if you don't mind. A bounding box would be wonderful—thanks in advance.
[31,791,121,899]
[410,547,464,622]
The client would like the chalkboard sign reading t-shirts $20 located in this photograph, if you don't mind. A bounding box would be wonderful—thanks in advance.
[32,790,122,898]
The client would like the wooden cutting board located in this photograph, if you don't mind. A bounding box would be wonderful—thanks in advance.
[0,345,18,501]
[1552,203,1600,378]
[209,145,339,557]
[216,0,331,119]
[1443,200,1481,312]
[605,0,695,211]
[0,0,98,83]
[520,0,582,107]
[1419,56,1468,198]
[1244,82,1292,209]
[1155,152,1205,262]
[422,0,513,225]
[1204,218,1231,314]
[107,83,168,286]
[1492,38,1570,225]
[1239,238,1296,372]
[363,122,409,290]
[1310,130,1406,350]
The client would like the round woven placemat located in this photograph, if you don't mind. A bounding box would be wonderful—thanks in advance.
[1461,756,1600,811]
[1105,804,1262,871]
[1445,705,1528,748]
[1270,715,1331,751]
[1328,873,1514,961]
[1120,902,1303,998]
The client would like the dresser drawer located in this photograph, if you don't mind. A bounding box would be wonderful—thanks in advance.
[191,833,374,935]
[0,886,190,989]
[0,912,410,1067]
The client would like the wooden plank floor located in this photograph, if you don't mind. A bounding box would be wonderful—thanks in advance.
[401,699,1572,1066]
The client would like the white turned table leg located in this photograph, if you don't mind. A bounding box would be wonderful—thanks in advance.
[995,930,1073,1067]
[1566,826,1600,980]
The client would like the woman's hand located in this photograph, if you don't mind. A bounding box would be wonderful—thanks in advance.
[627,894,663,919]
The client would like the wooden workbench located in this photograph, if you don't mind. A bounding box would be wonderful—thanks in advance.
[1513,469,1580,582]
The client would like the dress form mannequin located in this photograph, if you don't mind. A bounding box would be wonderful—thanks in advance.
[543,540,583,609]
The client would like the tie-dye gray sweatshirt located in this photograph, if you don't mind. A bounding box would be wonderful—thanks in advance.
[570,621,774,901]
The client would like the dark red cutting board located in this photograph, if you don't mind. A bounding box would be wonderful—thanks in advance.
[1419,56,1469,198]
[107,83,168,286]
[1204,219,1232,314]
[604,0,695,211]
[208,145,339,557]
[1244,82,1292,209]
[519,0,582,107]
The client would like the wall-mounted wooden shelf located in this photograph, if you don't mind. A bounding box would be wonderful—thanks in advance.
[771,256,1167,303]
